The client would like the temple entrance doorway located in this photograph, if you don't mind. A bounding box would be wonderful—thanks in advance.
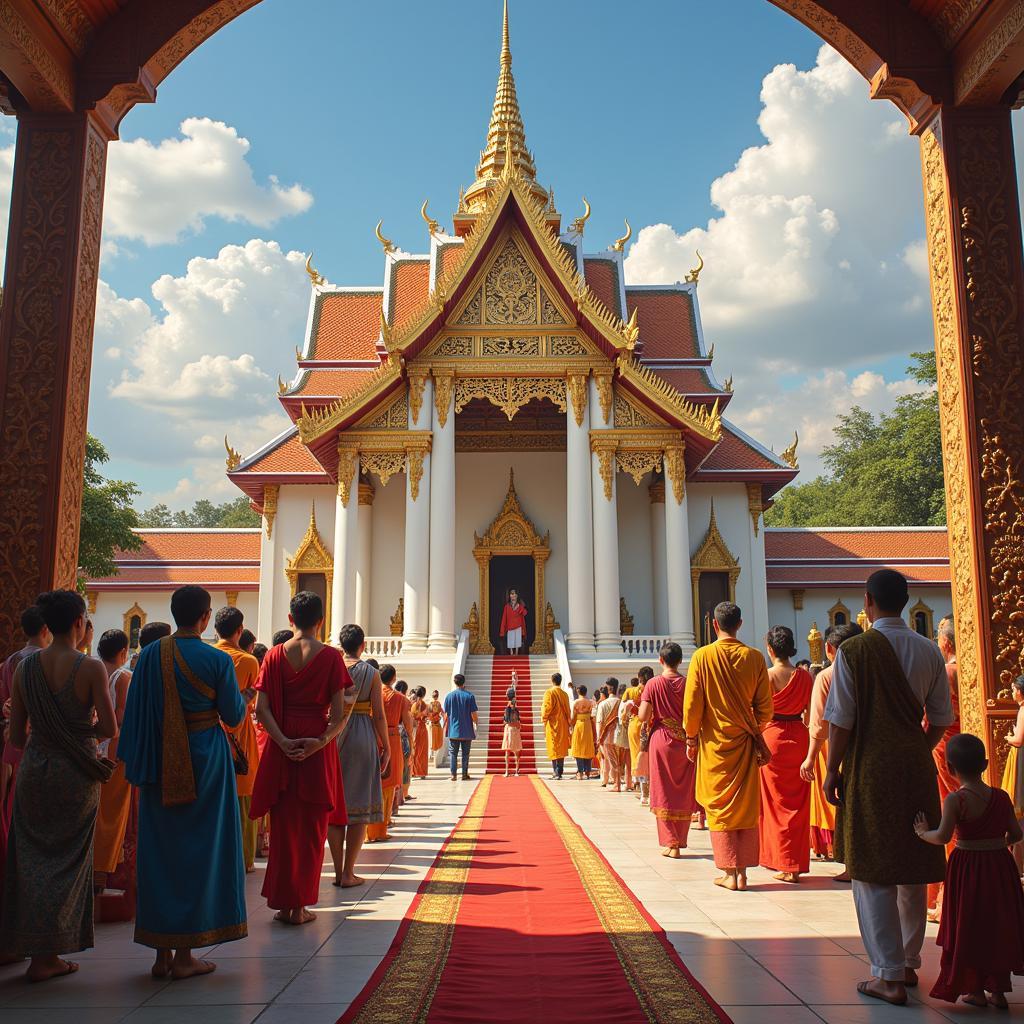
[297,573,328,641]
[696,572,729,648]
[489,555,535,654]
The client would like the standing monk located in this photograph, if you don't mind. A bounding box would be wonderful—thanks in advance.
[427,690,444,757]
[683,602,773,892]
[213,606,261,873]
[823,570,952,1006]
[250,591,350,925]
[410,688,429,780]
[541,672,570,780]
[118,585,248,980]
[927,614,960,922]
[367,666,412,841]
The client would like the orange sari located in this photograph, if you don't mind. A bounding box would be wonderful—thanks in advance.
[758,667,813,874]
[411,699,429,777]
[367,686,406,842]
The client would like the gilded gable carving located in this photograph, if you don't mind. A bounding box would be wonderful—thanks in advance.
[359,391,408,430]
[455,288,482,325]
[549,335,589,357]
[432,336,474,357]
[485,237,538,325]
[540,289,567,325]
[481,336,541,356]
[613,391,661,428]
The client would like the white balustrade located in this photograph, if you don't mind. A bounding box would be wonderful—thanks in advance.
[363,636,404,658]
[621,635,670,658]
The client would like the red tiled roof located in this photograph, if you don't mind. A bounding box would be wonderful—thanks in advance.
[700,425,784,472]
[288,368,379,399]
[625,290,700,359]
[765,529,949,562]
[114,531,261,563]
[391,260,430,332]
[311,292,382,361]
[89,566,261,588]
[439,243,464,280]
[242,432,324,474]
[765,563,950,586]
[649,367,722,396]
[584,259,621,318]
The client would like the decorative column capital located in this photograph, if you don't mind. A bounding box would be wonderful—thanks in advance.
[408,369,429,426]
[432,367,455,428]
[589,437,617,501]
[566,371,589,428]
[592,369,613,425]
[746,482,764,537]
[791,588,805,611]
[85,590,98,615]
[404,435,431,501]
[358,481,375,506]
[225,590,239,607]
[337,447,358,507]
[664,443,686,504]
[262,484,279,540]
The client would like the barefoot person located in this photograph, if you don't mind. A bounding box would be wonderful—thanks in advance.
[823,569,952,1006]
[250,591,351,925]
[367,666,412,837]
[0,590,116,982]
[596,679,622,790]
[118,585,249,979]
[683,602,772,892]
[331,624,388,887]
[502,687,522,776]
[541,673,571,780]
[759,626,813,884]
[800,622,862,881]
[639,644,697,858]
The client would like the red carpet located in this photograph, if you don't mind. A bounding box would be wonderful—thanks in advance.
[340,776,730,1024]
[485,655,537,775]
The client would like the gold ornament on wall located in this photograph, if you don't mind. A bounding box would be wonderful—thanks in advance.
[285,504,334,636]
[407,448,425,501]
[390,597,404,636]
[594,372,613,425]
[619,597,635,636]
[463,602,480,646]
[433,369,455,428]
[224,436,241,472]
[597,447,615,501]
[664,444,686,504]
[746,483,764,537]
[360,449,406,487]
[262,485,279,540]
[615,448,663,486]
[808,622,823,665]
[612,220,632,253]
[567,372,588,427]
[408,371,428,426]
[337,448,357,507]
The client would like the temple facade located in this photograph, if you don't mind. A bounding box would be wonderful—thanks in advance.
[86,8,952,688]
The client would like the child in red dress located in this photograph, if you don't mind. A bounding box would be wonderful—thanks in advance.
[914,732,1024,1007]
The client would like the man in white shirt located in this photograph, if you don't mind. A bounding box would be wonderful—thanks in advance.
[823,569,952,1006]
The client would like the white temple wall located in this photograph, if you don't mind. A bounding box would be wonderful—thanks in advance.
[368,472,407,636]
[686,483,765,650]
[89,590,259,648]
[452,452,569,630]
[616,470,655,635]
[766,585,954,662]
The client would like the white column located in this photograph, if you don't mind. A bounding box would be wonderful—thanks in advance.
[664,451,696,654]
[428,371,456,649]
[649,479,669,636]
[330,452,359,645]
[355,481,374,631]
[590,373,621,652]
[566,372,595,651]
[403,373,433,651]
[747,487,770,651]
[256,485,279,644]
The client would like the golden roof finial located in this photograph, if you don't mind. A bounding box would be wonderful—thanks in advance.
[277,374,287,394]
[781,431,799,469]
[612,219,632,252]
[305,252,324,287]
[225,436,241,472]
[707,342,715,362]
[421,200,440,236]
[462,0,549,214]
[623,306,639,349]
[568,197,591,237]
[685,250,704,284]
[723,374,734,392]
[375,220,396,255]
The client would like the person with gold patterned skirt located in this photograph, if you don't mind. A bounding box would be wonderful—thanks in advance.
[569,686,596,779]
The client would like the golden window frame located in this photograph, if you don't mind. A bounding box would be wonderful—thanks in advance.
[470,469,552,655]
[690,503,740,640]
[909,599,934,638]
[285,504,334,636]
[828,599,852,629]
[123,602,147,648]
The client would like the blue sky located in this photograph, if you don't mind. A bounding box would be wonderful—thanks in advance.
[18,0,1012,507]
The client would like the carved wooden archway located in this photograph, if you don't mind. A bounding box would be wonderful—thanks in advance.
[470,469,551,655]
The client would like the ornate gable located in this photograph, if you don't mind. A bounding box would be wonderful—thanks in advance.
[356,389,408,430]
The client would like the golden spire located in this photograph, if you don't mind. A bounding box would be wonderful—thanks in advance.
[781,431,799,469]
[462,1,550,214]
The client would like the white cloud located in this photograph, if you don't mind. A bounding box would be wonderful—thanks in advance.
[104,118,313,245]
[89,239,309,505]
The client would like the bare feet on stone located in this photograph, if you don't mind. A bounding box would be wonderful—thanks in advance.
[170,956,217,981]
[152,950,173,979]
[857,979,907,1006]
[25,956,78,983]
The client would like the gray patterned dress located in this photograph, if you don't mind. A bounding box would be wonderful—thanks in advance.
[1,653,104,954]
[337,660,383,824]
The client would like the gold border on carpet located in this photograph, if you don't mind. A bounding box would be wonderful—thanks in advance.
[348,775,493,1024]
[532,777,723,1024]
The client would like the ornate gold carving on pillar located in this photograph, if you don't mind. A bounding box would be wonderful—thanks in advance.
[86,591,98,616]
[337,447,358,508]
[808,622,823,665]
[746,483,764,537]
[542,603,559,653]
[463,602,480,647]
[664,444,686,504]
[432,368,455,428]
[408,370,428,425]
[360,450,406,486]
[919,108,1024,765]
[390,598,404,636]
[593,370,613,425]
[407,449,425,501]
[791,589,805,611]
[263,485,279,540]
[225,591,239,607]
[590,436,616,502]
[566,372,589,428]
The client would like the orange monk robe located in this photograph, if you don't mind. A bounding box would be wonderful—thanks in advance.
[807,665,837,855]
[683,637,773,832]
[541,685,571,760]
[427,699,444,751]
[411,699,429,777]
[570,698,597,759]
[368,686,406,842]
[215,640,261,869]
[94,669,133,874]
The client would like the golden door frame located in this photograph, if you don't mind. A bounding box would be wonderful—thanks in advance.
[690,502,741,641]
[285,504,334,637]
[471,470,551,655]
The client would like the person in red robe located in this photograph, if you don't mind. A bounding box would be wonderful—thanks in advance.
[928,614,961,921]
[759,625,813,883]
[250,591,352,925]
[638,642,697,857]
[499,589,528,656]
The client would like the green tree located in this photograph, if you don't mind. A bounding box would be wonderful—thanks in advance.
[139,495,260,529]
[79,434,142,582]
[765,352,945,527]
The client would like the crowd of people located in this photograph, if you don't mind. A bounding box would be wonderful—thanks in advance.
[540,570,1024,1008]
[2,569,1024,1009]
[0,585,450,983]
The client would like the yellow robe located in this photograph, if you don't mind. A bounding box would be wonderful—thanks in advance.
[683,637,773,831]
[570,698,596,759]
[622,684,645,767]
[541,685,571,759]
